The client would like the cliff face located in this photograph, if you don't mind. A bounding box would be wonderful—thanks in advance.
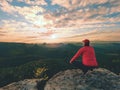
[44,68,120,90]
[0,68,120,90]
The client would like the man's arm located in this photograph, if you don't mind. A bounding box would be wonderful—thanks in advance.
[70,48,83,63]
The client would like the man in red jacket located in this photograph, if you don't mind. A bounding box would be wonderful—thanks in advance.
[70,39,98,74]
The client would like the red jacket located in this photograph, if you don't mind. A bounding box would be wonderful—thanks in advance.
[70,46,98,66]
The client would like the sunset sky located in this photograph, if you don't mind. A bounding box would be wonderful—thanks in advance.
[0,0,120,43]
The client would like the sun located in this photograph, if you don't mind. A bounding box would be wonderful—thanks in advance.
[50,34,57,39]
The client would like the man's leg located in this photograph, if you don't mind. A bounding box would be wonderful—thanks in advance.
[71,61,88,74]
[84,66,98,74]
[71,61,84,69]
[82,67,89,74]
[72,61,94,74]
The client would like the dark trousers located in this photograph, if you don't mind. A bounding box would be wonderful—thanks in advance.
[72,61,98,74]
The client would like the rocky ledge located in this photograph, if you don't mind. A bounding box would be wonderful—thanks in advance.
[44,68,120,90]
[0,68,120,90]
[0,79,43,90]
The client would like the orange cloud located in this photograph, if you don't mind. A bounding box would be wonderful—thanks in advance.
[64,29,120,42]
[37,30,56,37]
[52,0,108,9]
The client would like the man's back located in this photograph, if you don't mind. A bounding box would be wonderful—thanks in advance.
[70,39,98,74]
[80,46,98,66]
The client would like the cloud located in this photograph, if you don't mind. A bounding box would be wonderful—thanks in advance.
[18,0,47,5]
[64,29,120,42]
[52,0,71,9]
[49,0,120,29]
[1,20,30,31]
[6,0,13,2]
[37,30,55,37]
[0,0,15,13]
[0,28,6,36]
[0,30,7,33]
[51,0,108,10]
[0,33,5,36]
[17,6,52,27]
[109,17,120,23]
[42,0,119,29]
[111,5,120,14]
[0,0,120,43]
[26,36,38,39]
[0,19,58,43]
[1,0,119,29]
[15,6,48,26]
[0,1,45,14]
[0,0,47,26]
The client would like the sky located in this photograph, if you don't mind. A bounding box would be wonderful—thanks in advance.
[0,0,120,43]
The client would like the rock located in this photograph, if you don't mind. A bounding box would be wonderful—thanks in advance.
[0,79,43,90]
[0,68,120,90]
[44,68,120,90]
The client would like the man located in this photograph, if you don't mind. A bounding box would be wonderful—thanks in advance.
[70,39,98,74]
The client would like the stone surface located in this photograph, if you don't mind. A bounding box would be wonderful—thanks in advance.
[44,68,120,90]
[0,68,120,90]
[0,79,42,90]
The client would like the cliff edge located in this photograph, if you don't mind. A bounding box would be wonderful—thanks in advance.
[0,68,120,90]
[44,68,120,90]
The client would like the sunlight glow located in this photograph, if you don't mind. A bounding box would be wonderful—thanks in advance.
[50,34,57,39]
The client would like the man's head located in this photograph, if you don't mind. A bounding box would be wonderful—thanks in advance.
[82,39,90,46]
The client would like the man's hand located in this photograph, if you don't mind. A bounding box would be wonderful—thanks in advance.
[70,60,73,64]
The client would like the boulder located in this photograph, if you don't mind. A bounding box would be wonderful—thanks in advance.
[0,68,120,90]
[0,79,42,90]
[44,68,120,90]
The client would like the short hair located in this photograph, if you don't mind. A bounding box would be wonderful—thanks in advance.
[84,42,90,46]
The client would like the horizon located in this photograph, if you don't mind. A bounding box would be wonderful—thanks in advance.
[0,40,120,45]
[0,0,120,43]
